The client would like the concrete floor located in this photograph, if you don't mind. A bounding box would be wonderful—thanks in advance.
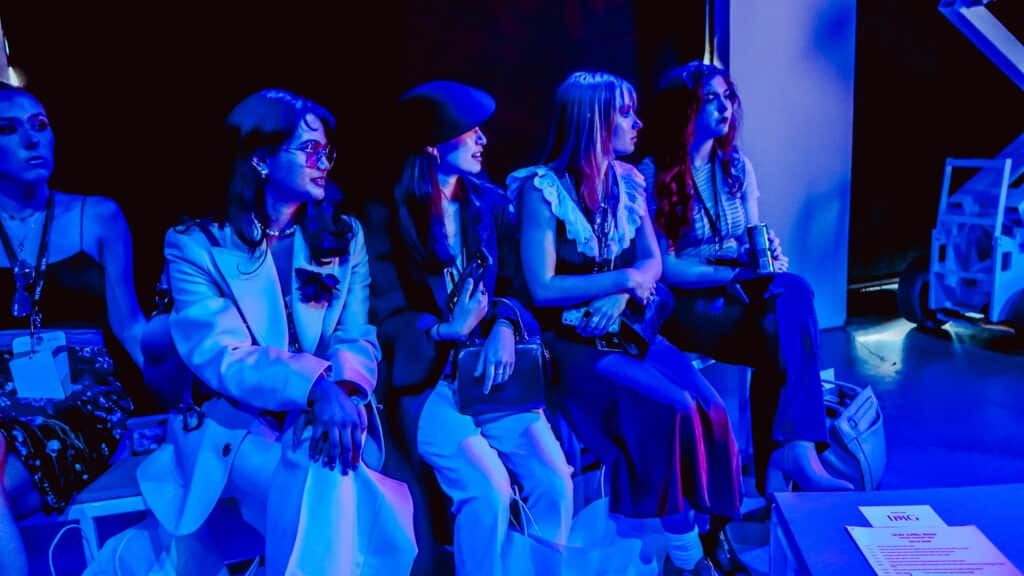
[731,287,1024,575]
[825,289,1024,490]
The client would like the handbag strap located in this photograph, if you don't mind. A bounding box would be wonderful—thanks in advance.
[491,296,530,341]
[509,484,546,539]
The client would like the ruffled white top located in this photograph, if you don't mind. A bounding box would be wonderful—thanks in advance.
[507,161,647,261]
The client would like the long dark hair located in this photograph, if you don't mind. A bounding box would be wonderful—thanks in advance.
[392,150,465,270]
[222,89,345,257]
[647,62,744,248]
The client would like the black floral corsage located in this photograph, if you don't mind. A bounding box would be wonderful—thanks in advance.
[295,268,340,305]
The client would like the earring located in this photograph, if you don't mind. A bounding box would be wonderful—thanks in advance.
[250,157,269,180]
[424,146,440,164]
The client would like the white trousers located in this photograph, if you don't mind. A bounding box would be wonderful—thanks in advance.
[417,382,573,576]
[236,420,417,576]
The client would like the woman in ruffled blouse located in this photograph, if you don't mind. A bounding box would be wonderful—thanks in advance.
[510,71,742,576]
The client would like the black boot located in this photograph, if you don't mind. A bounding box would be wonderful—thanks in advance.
[700,528,750,575]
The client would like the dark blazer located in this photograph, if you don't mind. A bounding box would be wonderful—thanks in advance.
[365,176,538,448]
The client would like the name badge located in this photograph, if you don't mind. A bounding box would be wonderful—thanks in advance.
[10,331,71,399]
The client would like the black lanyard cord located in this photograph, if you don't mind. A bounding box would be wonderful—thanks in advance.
[693,160,722,247]
[0,192,57,327]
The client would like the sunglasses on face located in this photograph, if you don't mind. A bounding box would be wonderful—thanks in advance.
[282,140,336,169]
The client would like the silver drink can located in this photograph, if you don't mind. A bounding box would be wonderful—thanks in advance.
[746,223,775,273]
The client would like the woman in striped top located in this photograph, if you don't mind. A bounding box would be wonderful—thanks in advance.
[639,61,853,574]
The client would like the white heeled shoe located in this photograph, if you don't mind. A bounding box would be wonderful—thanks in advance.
[765,441,855,493]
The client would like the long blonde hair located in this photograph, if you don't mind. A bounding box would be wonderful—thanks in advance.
[544,71,636,212]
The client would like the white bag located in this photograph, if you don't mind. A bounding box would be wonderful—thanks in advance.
[503,475,660,576]
[83,514,231,576]
[820,373,887,490]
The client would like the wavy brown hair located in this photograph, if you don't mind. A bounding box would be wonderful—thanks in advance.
[646,62,744,249]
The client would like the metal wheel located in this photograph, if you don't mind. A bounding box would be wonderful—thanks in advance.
[897,255,946,329]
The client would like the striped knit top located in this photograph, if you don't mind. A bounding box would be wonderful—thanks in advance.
[639,153,759,263]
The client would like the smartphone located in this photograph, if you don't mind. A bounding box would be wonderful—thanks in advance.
[561,308,621,334]
[561,308,585,327]
[446,249,492,312]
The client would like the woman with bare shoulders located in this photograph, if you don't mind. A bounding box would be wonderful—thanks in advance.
[0,81,143,576]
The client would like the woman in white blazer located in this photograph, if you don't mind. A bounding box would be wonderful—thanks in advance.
[136,89,416,575]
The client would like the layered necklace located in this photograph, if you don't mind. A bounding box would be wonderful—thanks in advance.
[588,173,617,273]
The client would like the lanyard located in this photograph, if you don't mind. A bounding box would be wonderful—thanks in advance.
[0,192,56,330]
[692,161,723,248]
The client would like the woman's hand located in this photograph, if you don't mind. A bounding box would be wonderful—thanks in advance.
[298,377,368,475]
[449,279,489,337]
[767,229,790,272]
[476,321,516,393]
[622,268,656,303]
[578,293,630,337]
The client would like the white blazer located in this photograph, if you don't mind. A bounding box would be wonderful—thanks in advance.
[138,218,385,535]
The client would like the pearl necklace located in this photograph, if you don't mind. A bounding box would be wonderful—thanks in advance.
[251,212,297,239]
[265,224,297,238]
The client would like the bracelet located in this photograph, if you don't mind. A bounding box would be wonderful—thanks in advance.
[429,321,470,342]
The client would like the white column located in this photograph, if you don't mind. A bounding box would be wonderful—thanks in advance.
[725,0,857,328]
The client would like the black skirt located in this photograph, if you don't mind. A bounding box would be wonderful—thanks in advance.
[0,330,133,513]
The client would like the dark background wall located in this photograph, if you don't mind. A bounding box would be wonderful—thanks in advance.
[851,0,1023,283]
[2,1,1021,310]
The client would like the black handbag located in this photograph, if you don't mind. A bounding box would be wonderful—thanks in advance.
[454,297,549,417]
[616,282,674,356]
[561,283,674,357]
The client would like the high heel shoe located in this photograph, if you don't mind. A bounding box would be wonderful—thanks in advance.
[765,441,855,493]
